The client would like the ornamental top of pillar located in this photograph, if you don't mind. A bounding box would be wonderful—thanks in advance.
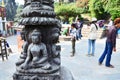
[19,0,61,26]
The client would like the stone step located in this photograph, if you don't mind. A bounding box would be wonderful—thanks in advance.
[81,28,106,39]
[59,28,106,41]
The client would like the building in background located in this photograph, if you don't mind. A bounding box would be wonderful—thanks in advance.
[0,0,16,37]
[0,0,6,36]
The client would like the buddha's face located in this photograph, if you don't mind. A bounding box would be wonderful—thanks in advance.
[31,32,41,44]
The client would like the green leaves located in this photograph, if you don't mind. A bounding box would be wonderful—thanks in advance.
[54,3,87,23]
[103,0,120,19]
[55,3,81,16]
[88,0,120,20]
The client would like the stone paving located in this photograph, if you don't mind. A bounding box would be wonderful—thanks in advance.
[0,35,120,80]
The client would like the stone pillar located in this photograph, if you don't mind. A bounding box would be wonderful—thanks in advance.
[13,0,74,80]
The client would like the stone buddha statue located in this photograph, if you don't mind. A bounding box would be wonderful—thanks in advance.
[20,29,51,70]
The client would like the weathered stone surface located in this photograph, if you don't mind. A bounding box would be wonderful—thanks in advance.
[13,73,60,80]
[13,66,74,80]
[13,0,74,79]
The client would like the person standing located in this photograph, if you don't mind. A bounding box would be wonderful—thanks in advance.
[108,18,113,26]
[69,23,77,57]
[98,19,118,68]
[76,18,83,40]
[87,18,98,56]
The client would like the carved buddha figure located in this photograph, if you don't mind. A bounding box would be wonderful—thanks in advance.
[16,28,30,66]
[20,29,51,70]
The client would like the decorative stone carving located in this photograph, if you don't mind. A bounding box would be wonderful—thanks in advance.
[16,28,30,66]
[13,0,74,80]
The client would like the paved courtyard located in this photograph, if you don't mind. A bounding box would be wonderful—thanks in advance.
[0,35,120,80]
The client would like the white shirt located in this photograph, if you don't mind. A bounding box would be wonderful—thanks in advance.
[69,28,77,39]
[88,23,98,40]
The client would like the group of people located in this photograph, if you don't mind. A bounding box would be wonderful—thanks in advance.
[69,17,120,68]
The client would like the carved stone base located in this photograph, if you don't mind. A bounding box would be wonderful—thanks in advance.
[13,72,60,80]
[13,66,74,80]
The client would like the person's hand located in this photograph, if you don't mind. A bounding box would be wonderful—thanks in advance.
[113,47,116,52]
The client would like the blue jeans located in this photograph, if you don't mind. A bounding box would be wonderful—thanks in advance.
[76,28,82,40]
[99,42,113,66]
[88,39,96,55]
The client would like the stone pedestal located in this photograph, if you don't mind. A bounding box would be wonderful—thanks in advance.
[13,73,60,80]
[13,66,74,80]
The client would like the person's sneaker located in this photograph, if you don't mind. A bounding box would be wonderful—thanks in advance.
[98,62,102,65]
[70,54,74,57]
[91,54,94,56]
[106,64,114,68]
[86,54,91,57]
[70,52,73,53]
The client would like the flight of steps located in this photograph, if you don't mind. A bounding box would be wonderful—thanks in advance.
[59,27,106,41]
[81,27,106,39]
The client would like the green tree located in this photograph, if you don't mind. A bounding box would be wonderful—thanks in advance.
[76,0,89,8]
[14,5,23,23]
[89,0,108,19]
[89,0,120,20]
[5,0,17,21]
[55,3,85,23]
[89,0,96,17]
[102,0,120,20]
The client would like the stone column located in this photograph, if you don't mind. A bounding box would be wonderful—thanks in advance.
[13,0,74,80]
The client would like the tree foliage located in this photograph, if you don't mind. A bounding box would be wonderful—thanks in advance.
[5,0,17,21]
[55,3,87,23]
[14,5,23,23]
[102,0,120,20]
[76,0,89,8]
[89,0,109,20]
[88,0,120,20]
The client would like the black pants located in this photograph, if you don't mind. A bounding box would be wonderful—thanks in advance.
[71,39,76,55]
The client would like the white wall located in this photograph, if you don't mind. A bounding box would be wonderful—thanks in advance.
[0,17,3,31]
